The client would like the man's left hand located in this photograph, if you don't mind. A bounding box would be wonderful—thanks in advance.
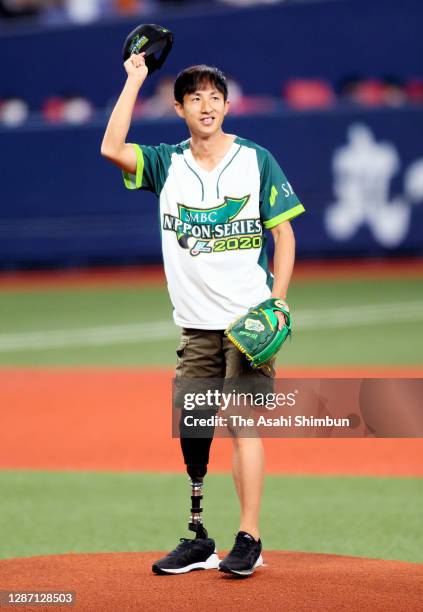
[275,310,288,330]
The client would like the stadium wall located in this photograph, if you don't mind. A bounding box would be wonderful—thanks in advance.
[2,107,423,267]
[1,0,423,267]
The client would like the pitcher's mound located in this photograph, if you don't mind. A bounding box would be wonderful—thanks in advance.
[1,551,422,611]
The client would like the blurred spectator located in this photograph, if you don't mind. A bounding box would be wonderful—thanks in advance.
[43,0,120,25]
[64,0,103,24]
[338,75,362,103]
[1,0,152,23]
[62,96,93,123]
[406,79,423,104]
[227,77,277,115]
[0,97,29,126]
[64,0,151,23]
[0,0,42,19]
[284,79,335,110]
[0,0,287,24]
[138,76,175,118]
[339,76,385,106]
[114,0,141,15]
[42,95,66,123]
[158,0,204,4]
[42,94,93,123]
[348,78,385,106]
[339,76,410,108]
[218,0,283,5]
[382,77,407,107]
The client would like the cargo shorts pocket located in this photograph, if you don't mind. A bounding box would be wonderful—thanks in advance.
[176,338,189,358]
[175,337,190,378]
[176,338,189,361]
[174,337,192,409]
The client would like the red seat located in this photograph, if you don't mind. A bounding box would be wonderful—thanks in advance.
[284,79,335,109]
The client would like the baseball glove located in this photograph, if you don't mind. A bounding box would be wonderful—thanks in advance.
[225,298,291,368]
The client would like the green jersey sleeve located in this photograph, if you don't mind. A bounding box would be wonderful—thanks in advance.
[258,149,305,229]
[122,143,173,196]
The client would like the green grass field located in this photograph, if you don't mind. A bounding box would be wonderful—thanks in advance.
[0,277,422,366]
[1,275,422,563]
[1,471,422,563]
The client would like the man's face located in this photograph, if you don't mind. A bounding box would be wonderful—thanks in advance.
[174,83,230,136]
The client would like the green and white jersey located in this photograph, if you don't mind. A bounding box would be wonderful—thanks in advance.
[123,136,305,329]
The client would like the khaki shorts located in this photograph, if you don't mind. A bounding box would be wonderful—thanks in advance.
[176,328,276,378]
[174,328,275,410]
[175,328,275,378]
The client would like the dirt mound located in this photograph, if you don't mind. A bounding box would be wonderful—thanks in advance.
[1,551,422,611]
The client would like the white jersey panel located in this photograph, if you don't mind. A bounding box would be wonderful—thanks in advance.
[160,144,271,329]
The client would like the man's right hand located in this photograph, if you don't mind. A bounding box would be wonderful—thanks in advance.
[124,52,149,86]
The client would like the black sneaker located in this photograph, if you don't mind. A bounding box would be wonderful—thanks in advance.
[152,537,220,575]
[218,531,263,577]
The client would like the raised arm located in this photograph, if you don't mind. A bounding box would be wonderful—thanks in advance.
[100,53,148,174]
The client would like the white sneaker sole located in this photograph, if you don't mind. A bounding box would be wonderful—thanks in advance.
[219,554,264,576]
[153,552,220,575]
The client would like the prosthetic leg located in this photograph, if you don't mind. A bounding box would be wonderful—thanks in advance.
[180,411,216,540]
[151,379,220,573]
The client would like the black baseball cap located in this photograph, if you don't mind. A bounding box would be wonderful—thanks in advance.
[122,24,173,75]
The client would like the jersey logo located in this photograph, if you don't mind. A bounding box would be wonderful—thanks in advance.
[178,196,248,226]
[162,194,264,256]
[269,185,278,207]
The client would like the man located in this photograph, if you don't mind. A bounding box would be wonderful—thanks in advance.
[101,52,304,577]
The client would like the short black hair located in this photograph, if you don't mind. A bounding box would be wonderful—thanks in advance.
[174,65,228,104]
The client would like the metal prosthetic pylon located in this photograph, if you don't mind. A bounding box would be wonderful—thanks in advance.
[188,478,208,539]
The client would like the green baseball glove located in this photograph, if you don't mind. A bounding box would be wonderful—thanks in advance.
[225,298,291,368]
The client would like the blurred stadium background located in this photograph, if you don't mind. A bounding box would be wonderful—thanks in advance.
[1,0,423,573]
